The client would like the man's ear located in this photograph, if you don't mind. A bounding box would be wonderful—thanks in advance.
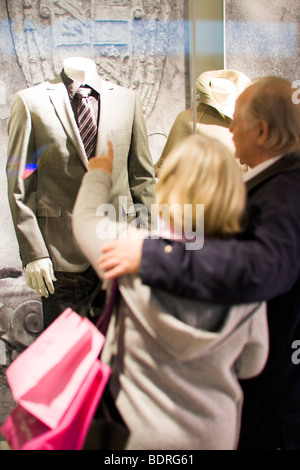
[257,121,269,146]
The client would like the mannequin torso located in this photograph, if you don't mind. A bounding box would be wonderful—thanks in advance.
[210,78,237,119]
[63,57,102,94]
[7,56,156,326]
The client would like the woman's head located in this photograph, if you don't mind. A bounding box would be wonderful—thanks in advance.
[157,134,246,238]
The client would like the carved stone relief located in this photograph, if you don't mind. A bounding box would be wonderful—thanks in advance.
[0,271,43,426]
[6,0,187,118]
[0,272,43,363]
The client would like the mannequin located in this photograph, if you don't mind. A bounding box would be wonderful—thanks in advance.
[155,70,250,177]
[25,58,101,299]
[210,77,237,119]
[7,56,156,327]
[63,57,102,93]
[63,57,97,84]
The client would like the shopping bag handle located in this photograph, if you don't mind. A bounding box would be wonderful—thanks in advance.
[95,279,119,335]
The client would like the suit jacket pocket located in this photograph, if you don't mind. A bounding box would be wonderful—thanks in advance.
[37,205,62,217]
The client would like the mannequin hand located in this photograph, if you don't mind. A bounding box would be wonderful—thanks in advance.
[25,258,57,298]
[99,237,144,279]
[88,141,113,175]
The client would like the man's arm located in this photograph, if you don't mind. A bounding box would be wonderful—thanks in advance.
[100,172,300,305]
[140,174,300,304]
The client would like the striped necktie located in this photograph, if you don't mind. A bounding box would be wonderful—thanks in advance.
[76,88,98,160]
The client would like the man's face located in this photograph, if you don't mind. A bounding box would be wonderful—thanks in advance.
[230,87,261,168]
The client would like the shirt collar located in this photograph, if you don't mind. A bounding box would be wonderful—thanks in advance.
[243,155,284,182]
[61,69,99,100]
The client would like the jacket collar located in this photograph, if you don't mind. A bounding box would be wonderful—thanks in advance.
[60,69,101,98]
[45,73,116,169]
[246,151,300,192]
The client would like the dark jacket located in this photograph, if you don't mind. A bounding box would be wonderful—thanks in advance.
[140,152,300,450]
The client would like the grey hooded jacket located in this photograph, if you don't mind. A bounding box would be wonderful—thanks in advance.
[73,169,269,450]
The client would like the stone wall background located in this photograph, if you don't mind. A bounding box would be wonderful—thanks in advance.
[225,0,300,82]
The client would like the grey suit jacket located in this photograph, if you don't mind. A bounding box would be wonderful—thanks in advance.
[6,73,156,272]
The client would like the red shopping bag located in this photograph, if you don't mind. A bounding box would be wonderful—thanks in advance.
[1,280,119,450]
[5,308,105,429]
[1,359,110,450]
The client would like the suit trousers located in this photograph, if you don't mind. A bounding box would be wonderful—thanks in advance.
[41,266,104,329]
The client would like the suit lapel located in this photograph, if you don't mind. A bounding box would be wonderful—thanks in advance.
[47,78,88,169]
[96,79,115,155]
[246,152,300,192]
[47,75,117,163]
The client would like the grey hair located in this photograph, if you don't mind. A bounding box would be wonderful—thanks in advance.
[244,76,300,151]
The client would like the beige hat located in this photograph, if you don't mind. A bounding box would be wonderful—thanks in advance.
[196,69,250,118]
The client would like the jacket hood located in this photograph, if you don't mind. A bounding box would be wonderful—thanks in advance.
[119,276,263,361]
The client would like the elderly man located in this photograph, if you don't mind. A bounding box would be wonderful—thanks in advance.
[98,77,300,450]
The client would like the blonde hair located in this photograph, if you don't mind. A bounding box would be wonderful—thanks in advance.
[157,134,246,238]
[245,76,300,151]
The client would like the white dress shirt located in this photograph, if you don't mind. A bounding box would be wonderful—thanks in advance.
[243,155,283,182]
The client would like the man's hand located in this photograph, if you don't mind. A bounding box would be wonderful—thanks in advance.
[88,141,113,174]
[99,238,144,279]
[25,258,57,298]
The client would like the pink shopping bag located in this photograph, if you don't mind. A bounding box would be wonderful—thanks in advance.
[5,308,105,429]
[1,359,111,450]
